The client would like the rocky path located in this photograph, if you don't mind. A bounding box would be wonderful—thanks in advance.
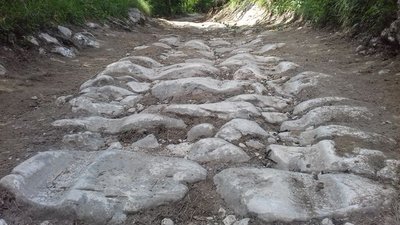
[1,18,400,225]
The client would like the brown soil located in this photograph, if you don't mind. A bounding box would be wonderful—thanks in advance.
[0,17,400,225]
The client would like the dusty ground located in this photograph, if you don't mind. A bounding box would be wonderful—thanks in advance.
[0,16,400,225]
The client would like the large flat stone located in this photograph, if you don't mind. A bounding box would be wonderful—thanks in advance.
[0,151,206,224]
[188,138,250,163]
[280,106,372,131]
[293,97,351,115]
[220,53,281,67]
[214,168,395,222]
[52,113,187,134]
[269,140,399,177]
[227,94,290,110]
[282,71,330,95]
[215,119,269,142]
[279,125,397,147]
[151,77,251,100]
[145,101,261,120]
[69,96,125,116]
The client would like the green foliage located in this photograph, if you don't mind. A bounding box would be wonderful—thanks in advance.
[0,0,214,40]
[0,0,151,39]
[227,0,398,34]
[145,0,214,16]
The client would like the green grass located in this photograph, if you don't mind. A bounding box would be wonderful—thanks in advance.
[0,0,215,41]
[0,0,151,40]
[227,0,398,35]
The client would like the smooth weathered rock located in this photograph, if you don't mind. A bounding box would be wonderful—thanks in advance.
[86,22,101,29]
[51,46,77,58]
[151,77,251,100]
[52,113,187,134]
[128,8,146,24]
[275,71,331,95]
[156,63,219,80]
[153,42,172,49]
[214,168,395,222]
[0,151,206,224]
[215,119,269,142]
[80,75,115,90]
[69,96,125,116]
[279,125,397,147]
[72,32,100,48]
[227,94,290,110]
[0,219,7,225]
[262,112,288,124]
[131,134,160,150]
[57,25,72,39]
[62,131,105,151]
[159,36,180,46]
[268,61,298,74]
[280,106,372,131]
[188,138,250,163]
[102,61,219,81]
[293,97,350,115]
[161,218,174,225]
[187,123,216,142]
[145,101,261,120]
[234,218,250,225]
[127,81,151,93]
[268,140,395,176]
[220,53,281,67]
[119,56,163,68]
[55,95,74,106]
[80,85,134,100]
[209,39,231,47]
[39,33,60,45]
[254,43,285,54]
[26,36,39,46]
[183,40,211,51]
[120,95,143,108]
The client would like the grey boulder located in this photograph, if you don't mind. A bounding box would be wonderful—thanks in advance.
[0,151,206,224]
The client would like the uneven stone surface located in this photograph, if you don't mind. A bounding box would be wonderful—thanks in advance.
[145,101,261,120]
[279,125,397,147]
[52,113,187,134]
[262,112,288,124]
[2,14,399,225]
[187,123,216,142]
[293,97,351,115]
[214,168,395,222]
[215,119,269,142]
[188,138,250,163]
[151,77,251,100]
[269,140,400,178]
[281,106,372,131]
[131,134,160,150]
[0,151,206,224]
[62,131,105,151]
[227,94,290,110]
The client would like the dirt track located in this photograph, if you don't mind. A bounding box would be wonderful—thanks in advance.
[1,16,400,225]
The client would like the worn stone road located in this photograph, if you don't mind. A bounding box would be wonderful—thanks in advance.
[1,18,399,225]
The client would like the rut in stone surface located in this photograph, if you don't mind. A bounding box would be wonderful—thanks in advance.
[1,17,399,225]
